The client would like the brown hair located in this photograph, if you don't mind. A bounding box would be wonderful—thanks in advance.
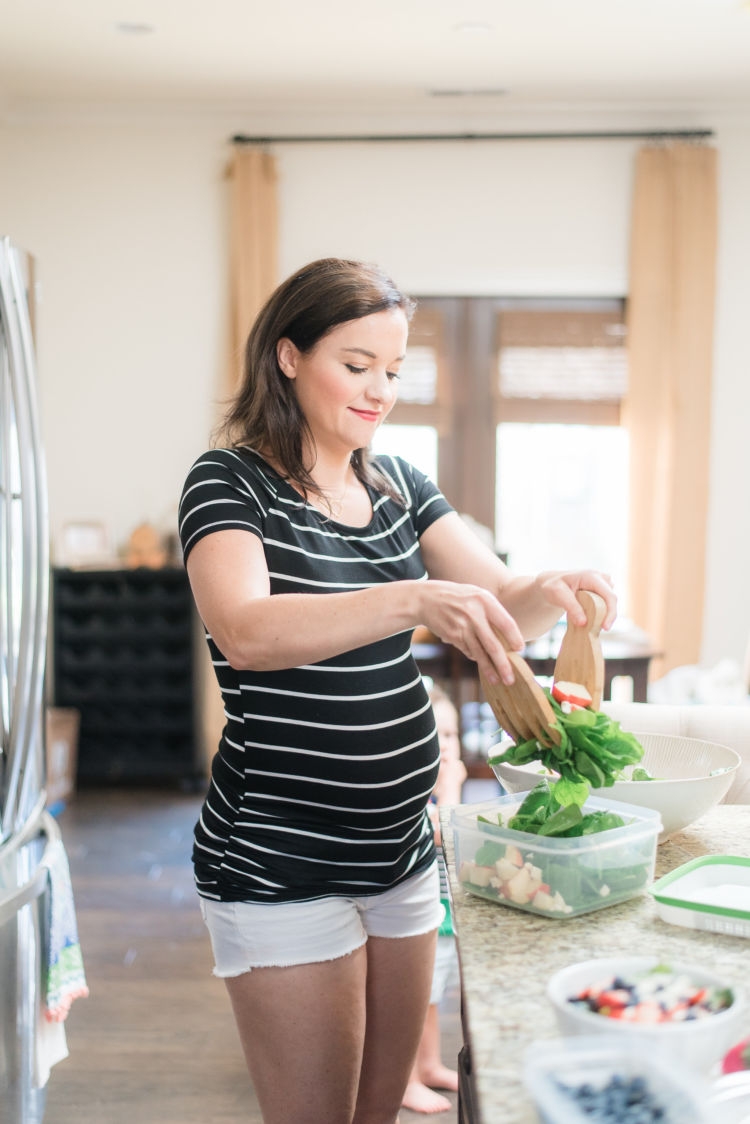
[216,257,416,505]
[427,683,455,711]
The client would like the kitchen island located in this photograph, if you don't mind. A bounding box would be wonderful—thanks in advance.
[440,803,750,1124]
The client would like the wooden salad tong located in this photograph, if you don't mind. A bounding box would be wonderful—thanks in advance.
[480,590,606,747]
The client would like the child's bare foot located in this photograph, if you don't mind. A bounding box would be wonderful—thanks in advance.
[401,1080,452,1114]
[418,1064,459,1093]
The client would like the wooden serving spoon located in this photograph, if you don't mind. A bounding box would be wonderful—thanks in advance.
[479,590,606,747]
[480,642,562,747]
[553,589,606,711]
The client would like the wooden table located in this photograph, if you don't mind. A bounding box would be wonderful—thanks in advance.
[523,635,659,705]
[413,636,659,705]
[440,803,750,1124]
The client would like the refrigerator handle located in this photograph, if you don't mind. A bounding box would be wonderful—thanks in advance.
[0,243,49,837]
[0,245,35,835]
[8,245,50,828]
[0,801,58,927]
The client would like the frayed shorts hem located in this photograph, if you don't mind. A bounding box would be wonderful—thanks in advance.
[199,863,442,977]
[210,936,368,979]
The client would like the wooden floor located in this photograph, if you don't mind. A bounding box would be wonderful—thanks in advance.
[44,788,461,1124]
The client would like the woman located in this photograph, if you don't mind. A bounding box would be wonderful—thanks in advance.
[178,257,616,1124]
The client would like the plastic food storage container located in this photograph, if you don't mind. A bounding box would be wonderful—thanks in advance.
[521,1036,712,1123]
[650,855,750,938]
[451,794,660,918]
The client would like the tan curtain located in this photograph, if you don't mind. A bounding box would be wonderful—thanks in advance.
[226,144,279,396]
[199,145,279,772]
[624,143,718,676]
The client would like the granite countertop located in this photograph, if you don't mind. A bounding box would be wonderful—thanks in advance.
[440,803,750,1124]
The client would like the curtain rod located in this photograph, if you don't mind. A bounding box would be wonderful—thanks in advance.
[232,128,714,145]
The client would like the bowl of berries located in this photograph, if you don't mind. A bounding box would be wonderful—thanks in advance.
[546,956,746,1074]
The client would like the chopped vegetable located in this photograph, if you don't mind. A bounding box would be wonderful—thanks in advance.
[460,844,572,913]
[461,782,651,916]
[501,780,628,838]
[488,688,644,795]
[551,679,593,708]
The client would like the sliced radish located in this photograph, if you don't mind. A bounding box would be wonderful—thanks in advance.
[560,700,584,714]
[552,680,593,708]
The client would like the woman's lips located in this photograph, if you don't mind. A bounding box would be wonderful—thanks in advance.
[350,408,381,422]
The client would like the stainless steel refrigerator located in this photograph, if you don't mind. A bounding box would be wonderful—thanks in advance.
[0,236,66,1123]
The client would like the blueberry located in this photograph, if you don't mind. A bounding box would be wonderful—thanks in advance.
[561,1073,671,1122]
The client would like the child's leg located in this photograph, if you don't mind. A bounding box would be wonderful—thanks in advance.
[412,1003,459,1092]
[401,1004,453,1114]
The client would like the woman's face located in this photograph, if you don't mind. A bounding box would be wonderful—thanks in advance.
[277,307,408,458]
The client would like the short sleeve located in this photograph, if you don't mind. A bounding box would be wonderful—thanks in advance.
[178,449,265,562]
[376,455,454,537]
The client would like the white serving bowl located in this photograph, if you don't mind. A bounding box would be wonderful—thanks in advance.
[547,955,745,1075]
[491,732,741,842]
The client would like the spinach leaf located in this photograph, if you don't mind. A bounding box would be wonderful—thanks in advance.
[487,689,644,790]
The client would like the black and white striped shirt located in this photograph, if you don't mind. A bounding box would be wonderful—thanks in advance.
[178,448,454,902]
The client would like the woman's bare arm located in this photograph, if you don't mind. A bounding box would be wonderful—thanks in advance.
[186,513,615,684]
[185,527,522,680]
[419,511,617,640]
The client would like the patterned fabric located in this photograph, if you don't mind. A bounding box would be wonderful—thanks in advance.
[178,449,454,903]
[45,838,89,1022]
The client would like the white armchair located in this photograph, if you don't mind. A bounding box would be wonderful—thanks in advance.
[602,701,750,804]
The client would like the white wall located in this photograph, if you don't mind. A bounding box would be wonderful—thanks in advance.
[0,109,748,665]
[0,118,230,557]
[277,137,636,296]
[703,117,750,667]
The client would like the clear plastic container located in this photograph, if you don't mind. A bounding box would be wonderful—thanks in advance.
[522,1036,712,1123]
[451,793,660,918]
[650,855,750,938]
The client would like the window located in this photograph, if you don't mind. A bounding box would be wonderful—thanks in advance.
[372,302,451,488]
[494,301,630,608]
[376,297,630,610]
[372,423,438,483]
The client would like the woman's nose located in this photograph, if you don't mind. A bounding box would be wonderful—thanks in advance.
[365,369,396,403]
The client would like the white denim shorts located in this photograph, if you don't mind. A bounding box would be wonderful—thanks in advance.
[198,862,442,978]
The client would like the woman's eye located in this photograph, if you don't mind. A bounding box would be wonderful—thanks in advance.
[345,364,367,375]
[386,371,401,381]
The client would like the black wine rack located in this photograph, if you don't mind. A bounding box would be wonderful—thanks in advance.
[52,567,200,785]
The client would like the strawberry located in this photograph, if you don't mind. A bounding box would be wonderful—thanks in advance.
[722,1036,750,1074]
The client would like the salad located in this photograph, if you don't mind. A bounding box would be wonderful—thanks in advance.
[488,685,645,791]
[459,685,655,916]
[458,780,654,916]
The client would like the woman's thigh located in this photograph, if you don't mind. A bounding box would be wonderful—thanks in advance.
[225,947,368,1124]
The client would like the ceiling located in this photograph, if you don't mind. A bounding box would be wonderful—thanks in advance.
[2,0,750,121]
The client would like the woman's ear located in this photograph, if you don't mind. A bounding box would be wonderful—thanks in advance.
[277,338,299,379]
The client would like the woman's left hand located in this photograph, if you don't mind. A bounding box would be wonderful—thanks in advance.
[533,570,617,629]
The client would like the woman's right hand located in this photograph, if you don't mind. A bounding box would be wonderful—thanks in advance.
[416,580,525,687]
